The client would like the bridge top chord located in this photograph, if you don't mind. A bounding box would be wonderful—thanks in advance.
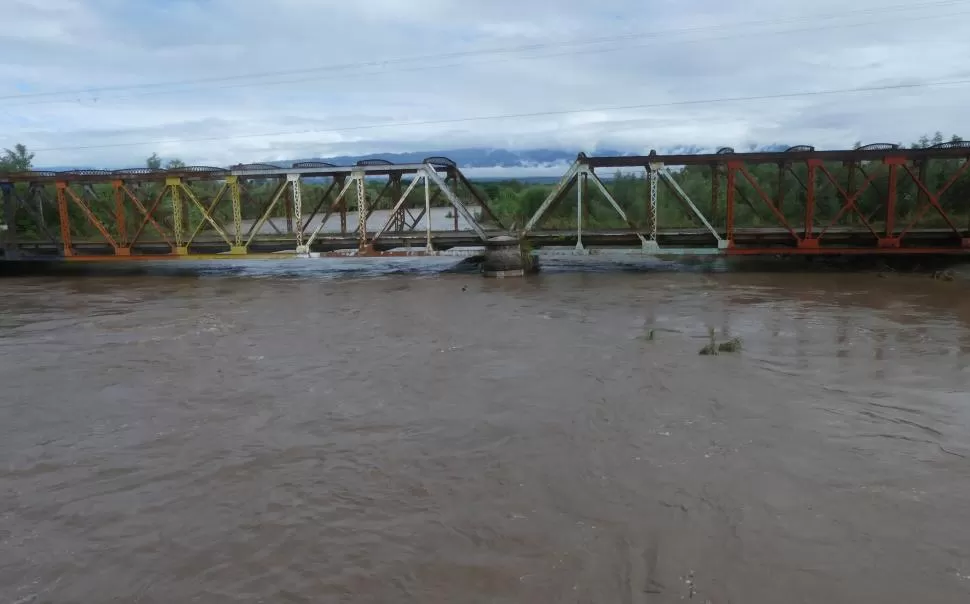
[581,143,970,169]
[0,158,457,184]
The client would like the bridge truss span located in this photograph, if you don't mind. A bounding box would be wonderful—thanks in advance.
[520,145,970,256]
[3,144,970,262]
[0,159,506,260]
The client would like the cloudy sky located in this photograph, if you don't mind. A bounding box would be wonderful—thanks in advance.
[2,0,970,169]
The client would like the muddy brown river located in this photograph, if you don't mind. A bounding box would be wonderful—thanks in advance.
[1,259,969,603]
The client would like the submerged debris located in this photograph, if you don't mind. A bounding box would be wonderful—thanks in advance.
[932,269,956,282]
[718,337,743,353]
[699,328,742,355]
[699,328,719,356]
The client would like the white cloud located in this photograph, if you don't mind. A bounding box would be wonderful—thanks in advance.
[1,0,969,168]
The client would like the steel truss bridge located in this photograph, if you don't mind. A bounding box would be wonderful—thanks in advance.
[1,144,969,262]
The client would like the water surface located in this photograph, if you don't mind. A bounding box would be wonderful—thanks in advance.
[1,263,969,603]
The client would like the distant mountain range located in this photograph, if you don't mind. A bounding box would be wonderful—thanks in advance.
[288,144,790,169]
[39,144,793,176]
[288,147,621,169]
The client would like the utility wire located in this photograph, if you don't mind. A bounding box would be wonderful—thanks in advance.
[6,5,970,109]
[1,0,966,104]
[28,77,970,153]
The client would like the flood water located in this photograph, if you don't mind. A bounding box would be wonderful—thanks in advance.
[1,260,969,603]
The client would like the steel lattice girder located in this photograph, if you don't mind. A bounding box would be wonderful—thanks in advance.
[3,147,970,259]
[518,145,970,255]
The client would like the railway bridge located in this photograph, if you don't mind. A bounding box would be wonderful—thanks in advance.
[2,143,969,274]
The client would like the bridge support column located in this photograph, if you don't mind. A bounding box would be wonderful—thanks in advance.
[482,236,534,278]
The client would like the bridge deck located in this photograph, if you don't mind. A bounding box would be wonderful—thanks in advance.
[4,227,967,260]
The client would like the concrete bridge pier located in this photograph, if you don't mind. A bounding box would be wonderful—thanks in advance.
[482,236,534,278]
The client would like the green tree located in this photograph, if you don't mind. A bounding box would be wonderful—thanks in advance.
[0,143,34,172]
[146,153,162,170]
[165,158,186,169]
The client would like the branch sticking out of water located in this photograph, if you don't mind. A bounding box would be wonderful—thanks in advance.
[699,328,718,356]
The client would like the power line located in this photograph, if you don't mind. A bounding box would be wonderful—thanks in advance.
[6,5,970,109]
[1,0,965,104]
[28,77,970,153]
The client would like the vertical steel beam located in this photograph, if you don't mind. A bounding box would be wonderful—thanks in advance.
[55,182,73,257]
[575,170,585,251]
[354,171,368,251]
[167,178,187,255]
[227,176,245,253]
[647,164,659,245]
[289,174,304,254]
